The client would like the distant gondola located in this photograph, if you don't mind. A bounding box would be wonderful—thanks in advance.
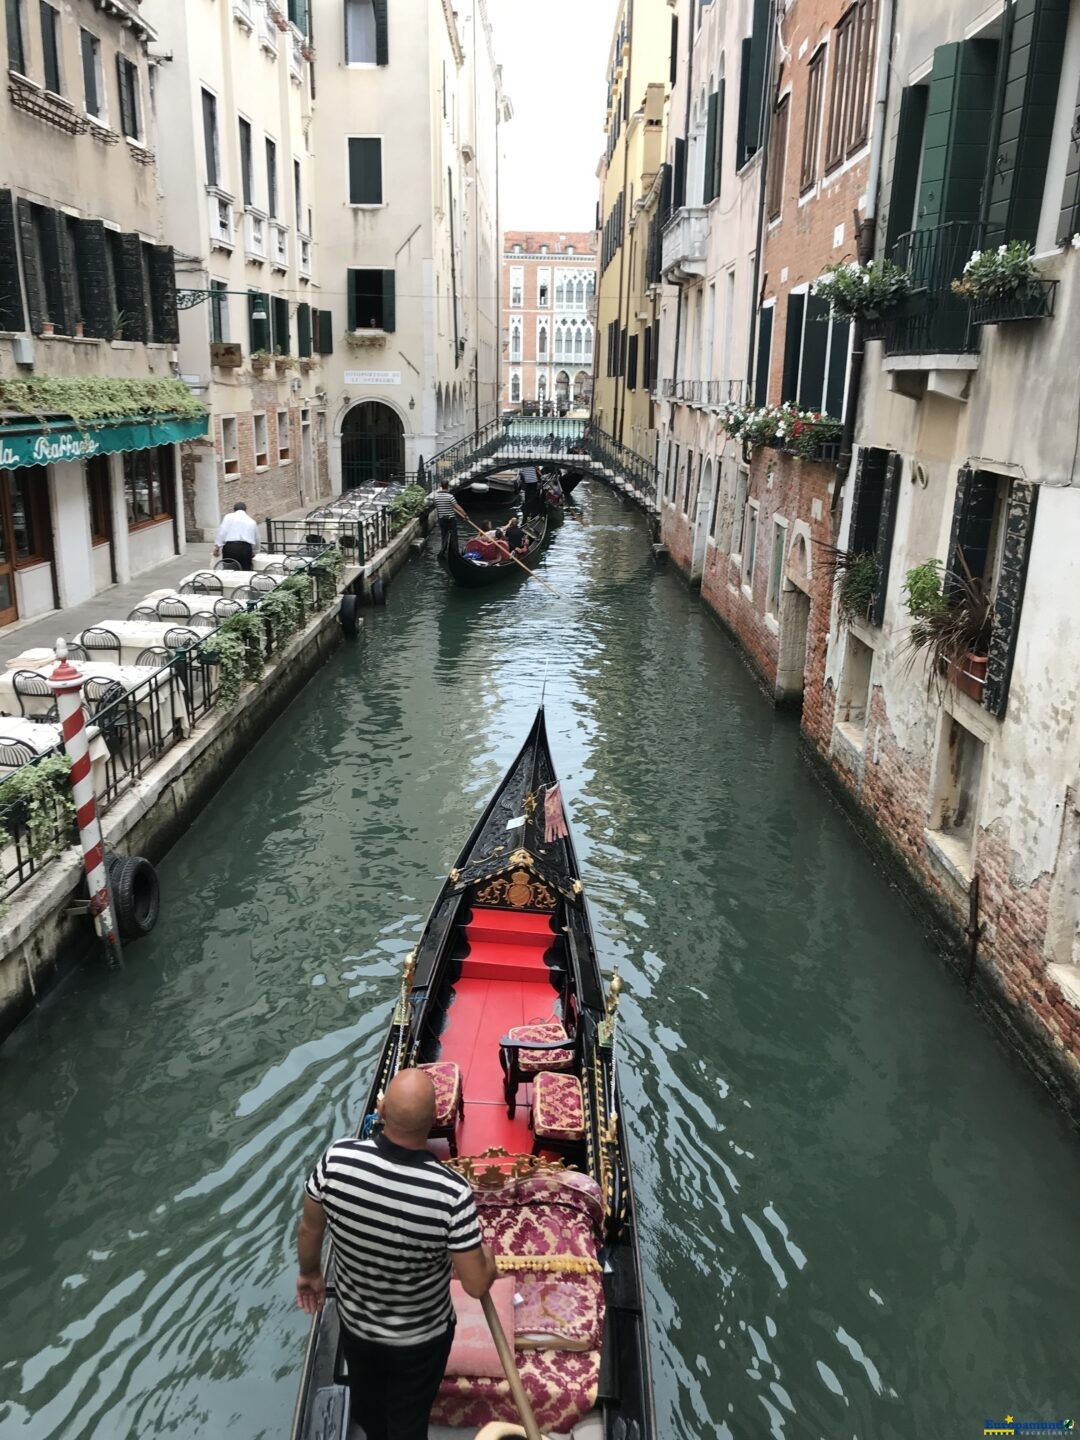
[288,708,655,1440]
[445,510,551,587]
[560,468,587,497]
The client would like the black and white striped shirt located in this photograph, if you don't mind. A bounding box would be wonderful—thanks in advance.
[305,1134,482,1345]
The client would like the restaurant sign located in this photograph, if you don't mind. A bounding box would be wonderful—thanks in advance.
[0,414,209,470]
[343,370,402,386]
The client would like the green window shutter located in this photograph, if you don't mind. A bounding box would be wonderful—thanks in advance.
[626,332,638,390]
[983,479,1038,718]
[348,138,383,205]
[15,198,43,333]
[298,301,311,357]
[713,78,726,200]
[673,137,686,209]
[74,219,112,338]
[381,269,395,332]
[917,40,997,231]
[824,317,850,418]
[272,295,290,353]
[116,232,147,341]
[116,54,133,137]
[248,290,270,352]
[149,245,179,344]
[1057,70,1080,242]
[780,293,804,403]
[797,294,829,409]
[885,85,929,254]
[984,0,1069,248]
[37,207,72,334]
[703,91,719,203]
[753,304,773,406]
[0,190,25,332]
[740,0,770,165]
[374,0,388,65]
[871,452,902,627]
[318,307,333,354]
[945,464,975,601]
[736,37,753,167]
[347,270,358,330]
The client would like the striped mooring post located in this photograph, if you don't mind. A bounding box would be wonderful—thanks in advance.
[49,639,123,966]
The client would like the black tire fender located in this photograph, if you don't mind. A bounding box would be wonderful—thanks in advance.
[370,578,387,607]
[107,854,160,940]
[338,591,360,636]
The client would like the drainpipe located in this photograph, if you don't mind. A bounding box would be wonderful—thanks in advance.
[613,0,636,443]
[743,0,777,398]
[833,0,896,517]
[668,0,696,398]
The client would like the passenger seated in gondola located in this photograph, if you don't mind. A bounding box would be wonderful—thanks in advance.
[463,520,502,562]
[501,515,528,556]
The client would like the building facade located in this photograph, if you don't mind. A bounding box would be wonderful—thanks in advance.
[593,0,671,450]
[803,0,1080,1102]
[0,0,195,628]
[501,231,596,413]
[146,0,330,539]
[311,0,507,487]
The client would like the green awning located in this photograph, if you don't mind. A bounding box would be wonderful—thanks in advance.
[0,413,208,470]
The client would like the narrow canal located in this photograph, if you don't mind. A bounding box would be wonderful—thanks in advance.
[1,485,1077,1440]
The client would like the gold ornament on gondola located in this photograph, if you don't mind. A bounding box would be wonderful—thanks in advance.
[598,969,622,1048]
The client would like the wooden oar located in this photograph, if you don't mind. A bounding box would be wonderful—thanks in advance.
[480,1292,544,1440]
[454,509,562,599]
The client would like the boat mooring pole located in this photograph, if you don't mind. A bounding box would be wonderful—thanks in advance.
[49,639,123,967]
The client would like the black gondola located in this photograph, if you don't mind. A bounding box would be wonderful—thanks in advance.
[289,709,655,1440]
[445,510,552,587]
[560,469,587,498]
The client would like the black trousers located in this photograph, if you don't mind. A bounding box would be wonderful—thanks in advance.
[437,516,456,555]
[339,1321,454,1440]
[221,539,254,570]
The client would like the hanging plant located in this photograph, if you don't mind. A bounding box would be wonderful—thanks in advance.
[813,259,912,320]
[0,376,206,427]
[276,573,313,626]
[388,484,427,535]
[0,752,75,862]
[720,401,842,461]
[951,241,1042,300]
[901,557,992,696]
[258,586,303,649]
[829,549,879,624]
[311,546,344,607]
[206,611,266,709]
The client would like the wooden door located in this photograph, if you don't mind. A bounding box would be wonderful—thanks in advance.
[87,454,116,585]
[0,473,20,627]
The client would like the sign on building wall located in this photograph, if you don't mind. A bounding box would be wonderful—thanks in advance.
[343,370,402,386]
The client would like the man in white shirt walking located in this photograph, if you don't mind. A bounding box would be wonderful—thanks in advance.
[214,502,260,570]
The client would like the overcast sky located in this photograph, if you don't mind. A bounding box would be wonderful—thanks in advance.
[486,0,616,235]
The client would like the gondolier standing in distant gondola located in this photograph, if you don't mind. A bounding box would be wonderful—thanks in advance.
[296,1069,497,1440]
[431,481,466,559]
[519,463,543,519]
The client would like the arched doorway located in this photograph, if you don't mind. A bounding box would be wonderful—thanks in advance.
[573,370,591,406]
[341,401,405,488]
[538,374,548,405]
[555,370,570,407]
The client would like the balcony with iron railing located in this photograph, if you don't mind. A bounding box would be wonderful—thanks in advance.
[882,221,982,366]
[661,207,708,284]
[660,378,745,408]
[299,234,312,278]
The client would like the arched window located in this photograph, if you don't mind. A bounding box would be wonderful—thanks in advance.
[538,322,548,359]
[538,373,547,400]
[510,372,521,402]
[574,328,583,361]
[555,279,565,308]
[575,279,585,309]
[584,327,593,358]
[510,320,522,362]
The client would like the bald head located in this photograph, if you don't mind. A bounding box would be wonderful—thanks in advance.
[380,1069,436,1146]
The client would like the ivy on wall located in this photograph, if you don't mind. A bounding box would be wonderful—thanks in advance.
[0,376,206,425]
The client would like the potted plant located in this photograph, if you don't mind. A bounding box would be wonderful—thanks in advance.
[951,240,1055,325]
[274,353,297,372]
[41,320,55,336]
[830,549,879,625]
[813,258,912,337]
[109,309,131,342]
[902,558,991,701]
[720,400,842,463]
[250,348,272,373]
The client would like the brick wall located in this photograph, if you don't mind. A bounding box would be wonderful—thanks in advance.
[211,399,321,523]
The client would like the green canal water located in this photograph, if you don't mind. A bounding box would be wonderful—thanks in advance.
[1,486,1078,1440]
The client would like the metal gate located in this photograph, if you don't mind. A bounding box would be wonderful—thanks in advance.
[340,401,405,488]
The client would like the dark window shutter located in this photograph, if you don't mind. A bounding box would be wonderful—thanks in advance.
[0,190,25,332]
[659,159,673,224]
[116,232,147,341]
[15,198,44,334]
[945,464,975,602]
[984,0,1069,248]
[885,85,929,253]
[347,269,358,331]
[626,333,638,390]
[669,13,678,86]
[703,91,719,203]
[642,326,652,391]
[298,301,311,357]
[736,37,753,167]
[374,0,388,65]
[918,39,997,231]
[983,479,1037,718]
[825,317,851,418]
[149,245,179,344]
[780,292,804,403]
[850,446,886,554]
[381,269,395,332]
[318,307,333,354]
[673,137,687,209]
[1056,70,1080,242]
[741,0,770,164]
[348,137,383,205]
[871,452,902,627]
[753,304,773,406]
[73,219,112,338]
[272,295,290,353]
[41,2,60,92]
[116,54,133,138]
[713,78,726,200]
[37,207,72,334]
[797,294,828,409]
[248,290,270,352]
[202,89,218,188]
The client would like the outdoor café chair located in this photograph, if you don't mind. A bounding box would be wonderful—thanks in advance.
[127,605,158,622]
[231,586,257,604]
[190,613,215,630]
[83,676,144,759]
[283,555,310,573]
[215,558,242,571]
[164,627,202,651]
[0,737,37,769]
[249,573,278,593]
[157,597,191,619]
[66,643,89,661]
[262,561,286,575]
[186,572,224,595]
[213,598,244,618]
[80,627,121,663]
[135,647,171,669]
[11,670,58,722]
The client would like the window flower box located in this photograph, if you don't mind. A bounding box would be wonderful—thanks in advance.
[970,279,1058,327]
[946,651,987,703]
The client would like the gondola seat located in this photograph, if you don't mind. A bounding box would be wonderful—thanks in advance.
[508,1022,573,1073]
[419,1060,464,1156]
[531,1071,585,1151]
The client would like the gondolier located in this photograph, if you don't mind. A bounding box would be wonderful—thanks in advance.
[296,1068,497,1440]
[432,482,465,559]
[519,464,543,519]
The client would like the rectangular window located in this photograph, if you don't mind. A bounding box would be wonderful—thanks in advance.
[825,0,878,170]
[743,501,758,584]
[838,633,874,733]
[347,136,383,205]
[123,445,173,528]
[294,158,303,230]
[347,268,395,332]
[801,46,826,191]
[277,407,290,461]
[221,416,239,475]
[297,301,311,357]
[271,294,289,355]
[931,715,985,854]
[202,89,219,189]
[683,449,694,514]
[510,265,523,307]
[780,292,851,418]
[39,0,60,92]
[737,0,770,167]
[265,137,278,218]
[537,267,550,307]
[87,455,110,547]
[81,29,103,119]
[626,332,639,391]
[239,118,254,206]
[248,289,270,353]
[766,521,786,616]
[731,469,748,554]
[766,95,789,220]
[345,0,386,65]
[7,0,26,73]
[253,413,268,468]
[209,279,228,343]
[116,55,140,139]
[847,446,901,625]
[9,467,50,562]
[754,304,774,406]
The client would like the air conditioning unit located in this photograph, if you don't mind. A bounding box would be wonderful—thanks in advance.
[12,335,35,367]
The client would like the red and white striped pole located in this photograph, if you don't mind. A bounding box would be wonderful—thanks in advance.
[49,639,123,966]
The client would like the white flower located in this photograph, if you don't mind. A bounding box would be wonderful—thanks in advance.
[1072,233,1080,251]
[998,244,1007,255]
[970,250,982,264]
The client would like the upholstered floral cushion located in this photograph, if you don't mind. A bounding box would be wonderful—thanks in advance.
[446,1277,516,1378]
[532,1071,585,1142]
[432,1346,602,1433]
[507,1021,573,1073]
[515,1273,603,1351]
[419,1060,462,1127]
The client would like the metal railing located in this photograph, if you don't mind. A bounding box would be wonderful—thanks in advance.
[660,378,744,406]
[0,765,74,900]
[265,512,391,561]
[886,221,982,357]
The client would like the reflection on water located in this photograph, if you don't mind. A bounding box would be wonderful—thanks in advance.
[0,486,1077,1440]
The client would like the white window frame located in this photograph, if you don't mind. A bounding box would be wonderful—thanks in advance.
[80,28,108,125]
[221,416,240,476]
[509,370,522,403]
[253,411,268,468]
[510,265,524,308]
[742,499,759,589]
[276,407,291,461]
[344,0,378,66]
[766,516,787,618]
